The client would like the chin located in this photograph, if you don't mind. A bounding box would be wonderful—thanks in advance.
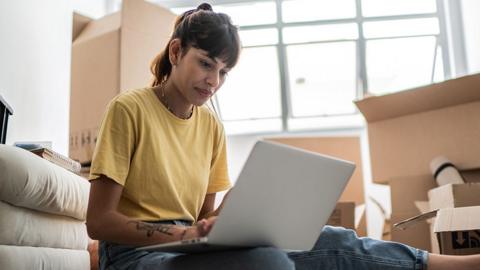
[192,97,211,107]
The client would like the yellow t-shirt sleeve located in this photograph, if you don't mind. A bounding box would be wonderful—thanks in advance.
[207,123,231,194]
[89,100,135,186]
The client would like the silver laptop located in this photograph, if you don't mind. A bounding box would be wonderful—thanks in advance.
[137,140,355,253]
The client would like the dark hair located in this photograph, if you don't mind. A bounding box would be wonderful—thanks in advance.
[151,3,241,87]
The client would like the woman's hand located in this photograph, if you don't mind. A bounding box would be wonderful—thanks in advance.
[182,216,217,240]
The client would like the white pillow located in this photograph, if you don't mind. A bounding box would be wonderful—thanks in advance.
[0,201,88,250]
[0,245,90,270]
[0,145,89,220]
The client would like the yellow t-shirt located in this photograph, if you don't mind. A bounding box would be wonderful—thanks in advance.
[89,88,231,222]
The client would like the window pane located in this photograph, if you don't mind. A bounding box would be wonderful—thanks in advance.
[216,47,281,121]
[366,36,437,95]
[363,18,439,38]
[240,28,278,47]
[362,0,436,17]
[214,2,277,26]
[287,42,357,117]
[282,0,356,22]
[283,23,358,44]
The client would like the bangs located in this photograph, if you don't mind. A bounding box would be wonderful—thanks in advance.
[180,11,241,68]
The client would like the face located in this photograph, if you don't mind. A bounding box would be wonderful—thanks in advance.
[169,41,231,107]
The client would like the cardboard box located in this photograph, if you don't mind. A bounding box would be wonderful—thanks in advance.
[355,74,480,184]
[389,176,435,251]
[69,0,176,163]
[393,176,480,252]
[327,202,355,230]
[396,206,480,255]
[429,183,480,210]
[434,206,480,255]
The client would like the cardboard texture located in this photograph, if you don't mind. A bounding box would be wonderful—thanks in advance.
[392,174,480,253]
[327,202,355,230]
[429,183,480,210]
[435,207,480,255]
[355,73,480,184]
[389,176,436,251]
[69,0,176,163]
[266,136,365,205]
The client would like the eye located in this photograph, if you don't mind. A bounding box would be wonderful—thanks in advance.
[199,59,212,69]
[220,70,229,78]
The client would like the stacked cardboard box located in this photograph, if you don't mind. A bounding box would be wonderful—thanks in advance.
[355,73,480,252]
[69,0,176,164]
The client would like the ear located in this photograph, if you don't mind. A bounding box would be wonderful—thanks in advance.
[168,38,182,66]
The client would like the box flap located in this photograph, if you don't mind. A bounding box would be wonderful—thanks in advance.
[434,206,480,232]
[72,12,93,42]
[355,73,480,123]
[73,12,121,45]
[393,210,438,231]
[429,183,480,210]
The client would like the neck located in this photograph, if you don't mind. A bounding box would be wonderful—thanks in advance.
[156,80,194,119]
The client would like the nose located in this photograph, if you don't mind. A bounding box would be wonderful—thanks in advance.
[206,71,220,89]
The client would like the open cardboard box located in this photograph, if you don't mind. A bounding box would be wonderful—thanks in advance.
[69,0,176,163]
[355,73,480,249]
[355,73,480,185]
[393,177,480,253]
[395,206,480,255]
[327,202,355,230]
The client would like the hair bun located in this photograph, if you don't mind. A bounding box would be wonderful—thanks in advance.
[196,3,213,11]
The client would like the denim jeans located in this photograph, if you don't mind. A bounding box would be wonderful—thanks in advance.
[99,222,428,270]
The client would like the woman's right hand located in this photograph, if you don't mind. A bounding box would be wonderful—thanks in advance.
[182,216,217,240]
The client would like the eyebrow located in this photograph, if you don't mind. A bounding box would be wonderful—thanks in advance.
[199,53,229,69]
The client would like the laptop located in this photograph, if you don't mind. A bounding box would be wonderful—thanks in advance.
[137,140,355,253]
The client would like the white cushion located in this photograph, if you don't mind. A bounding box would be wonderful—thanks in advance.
[0,145,89,220]
[0,245,90,270]
[0,201,88,250]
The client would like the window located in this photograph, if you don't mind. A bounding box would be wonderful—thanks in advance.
[113,0,463,135]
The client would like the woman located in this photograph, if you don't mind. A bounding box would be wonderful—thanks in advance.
[87,3,480,270]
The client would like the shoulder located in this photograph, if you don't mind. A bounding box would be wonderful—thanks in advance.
[108,88,153,114]
[197,105,224,129]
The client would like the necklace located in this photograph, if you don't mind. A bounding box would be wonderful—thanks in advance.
[158,81,193,120]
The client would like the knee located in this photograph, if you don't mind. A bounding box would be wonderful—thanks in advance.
[241,247,295,270]
[313,225,359,250]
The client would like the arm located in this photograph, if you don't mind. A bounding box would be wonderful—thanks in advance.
[198,189,232,219]
[86,175,211,246]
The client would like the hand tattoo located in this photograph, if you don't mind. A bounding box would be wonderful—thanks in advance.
[128,221,174,237]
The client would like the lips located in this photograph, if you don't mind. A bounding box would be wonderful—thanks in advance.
[195,87,213,98]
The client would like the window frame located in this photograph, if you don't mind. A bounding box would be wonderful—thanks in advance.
[107,0,467,134]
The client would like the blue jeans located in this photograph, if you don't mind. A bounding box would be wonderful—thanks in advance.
[99,222,428,270]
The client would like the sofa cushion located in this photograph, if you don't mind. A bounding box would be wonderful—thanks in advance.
[0,201,88,250]
[0,145,89,220]
[0,245,90,270]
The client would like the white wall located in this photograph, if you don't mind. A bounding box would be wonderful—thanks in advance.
[73,0,107,19]
[461,0,480,74]
[0,0,72,155]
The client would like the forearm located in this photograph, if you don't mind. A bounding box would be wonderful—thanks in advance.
[87,211,187,246]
